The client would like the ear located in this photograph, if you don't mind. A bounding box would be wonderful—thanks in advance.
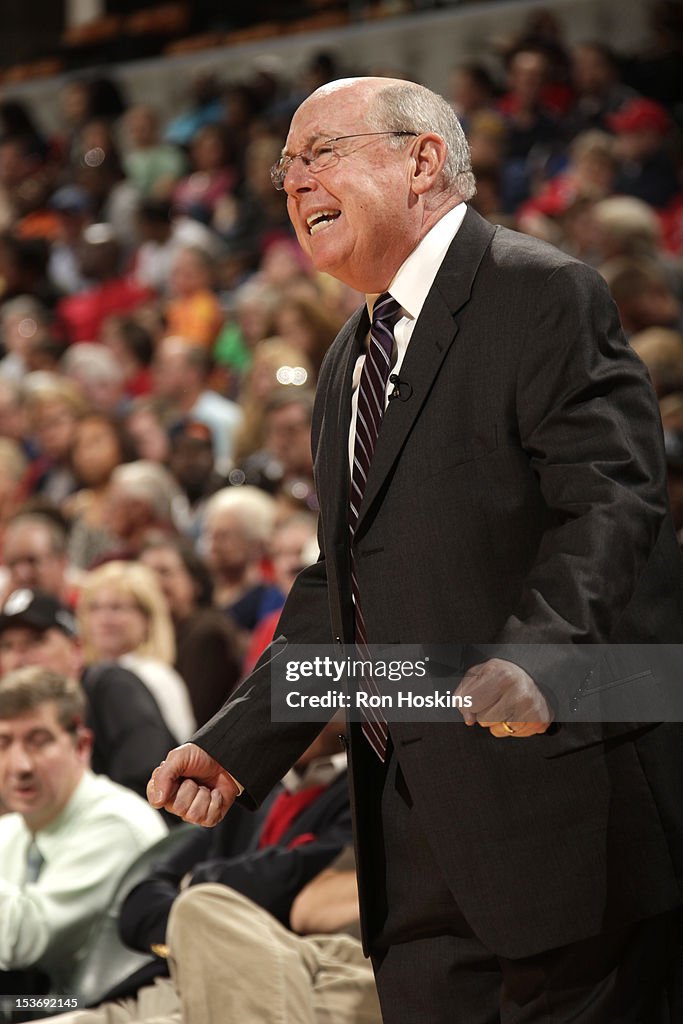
[75,724,94,762]
[410,133,448,196]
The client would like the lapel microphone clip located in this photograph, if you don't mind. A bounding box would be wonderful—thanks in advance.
[389,373,413,402]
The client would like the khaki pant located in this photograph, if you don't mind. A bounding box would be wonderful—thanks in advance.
[168,884,381,1024]
[39,884,380,1024]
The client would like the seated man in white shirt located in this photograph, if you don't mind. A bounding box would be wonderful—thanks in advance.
[0,666,167,1005]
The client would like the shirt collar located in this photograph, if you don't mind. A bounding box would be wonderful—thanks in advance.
[29,770,96,861]
[366,202,467,321]
[281,751,347,794]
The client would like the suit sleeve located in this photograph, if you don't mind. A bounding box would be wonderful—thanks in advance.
[490,261,671,690]
[191,353,343,807]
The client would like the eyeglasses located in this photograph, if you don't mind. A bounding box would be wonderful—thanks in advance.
[270,131,419,190]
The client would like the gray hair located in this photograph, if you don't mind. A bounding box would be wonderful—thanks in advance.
[61,343,125,385]
[110,460,179,522]
[205,486,277,545]
[367,82,476,201]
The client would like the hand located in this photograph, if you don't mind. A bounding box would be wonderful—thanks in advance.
[454,658,553,738]
[147,743,240,826]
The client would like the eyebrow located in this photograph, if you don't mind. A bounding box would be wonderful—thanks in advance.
[281,131,339,157]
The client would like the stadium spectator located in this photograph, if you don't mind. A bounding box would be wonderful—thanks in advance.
[0,589,177,803]
[101,460,179,559]
[46,185,93,297]
[240,389,316,504]
[630,326,683,398]
[244,511,318,675]
[78,560,195,743]
[1,513,73,607]
[269,292,342,376]
[132,197,219,297]
[60,343,126,418]
[152,336,242,471]
[166,419,226,542]
[0,440,28,546]
[600,258,682,336]
[123,400,171,465]
[517,130,617,241]
[122,105,185,200]
[172,123,237,227]
[449,62,500,135]
[55,225,153,344]
[609,97,680,209]
[169,844,381,1024]
[0,666,166,999]
[65,413,134,570]
[141,535,242,725]
[164,246,224,349]
[567,42,638,136]
[99,315,155,399]
[0,296,54,383]
[232,337,313,465]
[21,373,86,504]
[37,722,352,1024]
[201,486,283,638]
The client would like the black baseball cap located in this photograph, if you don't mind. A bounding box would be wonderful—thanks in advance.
[0,590,78,637]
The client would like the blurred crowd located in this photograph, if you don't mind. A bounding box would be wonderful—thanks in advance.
[0,9,680,625]
[0,3,681,1013]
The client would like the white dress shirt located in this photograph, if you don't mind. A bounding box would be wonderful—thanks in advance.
[0,770,167,993]
[348,202,468,472]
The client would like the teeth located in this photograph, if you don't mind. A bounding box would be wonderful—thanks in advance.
[306,210,340,234]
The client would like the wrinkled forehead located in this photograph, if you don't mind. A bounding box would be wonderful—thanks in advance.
[286,85,374,152]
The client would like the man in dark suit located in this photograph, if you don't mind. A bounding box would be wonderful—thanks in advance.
[149,78,683,1022]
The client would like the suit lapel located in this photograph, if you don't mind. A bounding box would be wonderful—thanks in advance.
[354,207,497,536]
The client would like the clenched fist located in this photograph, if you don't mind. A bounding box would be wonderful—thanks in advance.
[147,742,240,826]
[454,658,553,738]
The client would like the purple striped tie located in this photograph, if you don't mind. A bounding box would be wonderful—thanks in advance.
[349,292,402,761]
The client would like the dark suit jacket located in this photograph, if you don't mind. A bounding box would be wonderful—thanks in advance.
[194,208,683,958]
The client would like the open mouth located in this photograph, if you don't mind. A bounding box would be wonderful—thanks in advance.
[306,210,341,235]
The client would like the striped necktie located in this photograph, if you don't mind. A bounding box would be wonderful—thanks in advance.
[25,839,44,883]
[349,292,402,761]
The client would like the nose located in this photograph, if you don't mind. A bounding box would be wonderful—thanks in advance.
[7,741,33,775]
[283,156,316,195]
[13,562,34,585]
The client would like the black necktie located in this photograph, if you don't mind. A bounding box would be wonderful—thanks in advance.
[349,293,402,761]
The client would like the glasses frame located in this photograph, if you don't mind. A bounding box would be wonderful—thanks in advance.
[270,131,419,190]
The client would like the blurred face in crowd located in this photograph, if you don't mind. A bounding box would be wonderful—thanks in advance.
[125,105,158,148]
[507,50,547,107]
[3,523,66,596]
[72,415,123,488]
[191,126,228,172]
[572,45,615,96]
[141,545,196,620]
[81,585,148,659]
[169,249,212,299]
[153,340,192,402]
[283,79,424,292]
[0,626,82,679]
[270,519,317,596]
[168,436,214,500]
[264,400,313,475]
[125,408,170,464]
[0,381,25,441]
[0,700,90,832]
[31,398,79,461]
[204,510,255,576]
